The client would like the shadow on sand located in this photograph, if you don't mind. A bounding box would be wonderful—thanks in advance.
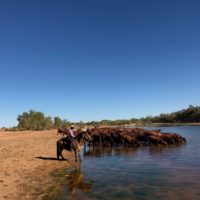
[35,156,68,161]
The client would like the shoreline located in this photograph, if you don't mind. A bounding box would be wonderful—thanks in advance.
[0,130,75,200]
[0,124,198,199]
[141,123,200,127]
[92,123,200,129]
[119,122,200,127]
[1,123,200,132]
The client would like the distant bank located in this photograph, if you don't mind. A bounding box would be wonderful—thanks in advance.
[123,122,200,128]
[1,105,200,131]
[89,122,200,129]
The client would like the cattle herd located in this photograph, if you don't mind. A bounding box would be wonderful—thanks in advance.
[58,127,186,147]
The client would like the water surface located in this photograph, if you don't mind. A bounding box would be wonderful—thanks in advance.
[51,126,200,200]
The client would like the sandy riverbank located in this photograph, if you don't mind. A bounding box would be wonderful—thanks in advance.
[0,130,75,200]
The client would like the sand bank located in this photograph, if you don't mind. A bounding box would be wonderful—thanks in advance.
[0,130,75,200]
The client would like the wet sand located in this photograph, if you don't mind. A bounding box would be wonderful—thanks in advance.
[0,130,75,200]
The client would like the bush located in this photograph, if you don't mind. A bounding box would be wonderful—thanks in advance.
[17,110,54,131]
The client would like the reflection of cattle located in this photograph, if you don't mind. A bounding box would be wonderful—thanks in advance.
[86,127,186,148]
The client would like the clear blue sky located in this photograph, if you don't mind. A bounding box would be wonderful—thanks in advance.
[0,0,200,127]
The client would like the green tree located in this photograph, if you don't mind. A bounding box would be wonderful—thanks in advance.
[44,117,54,130]
[17,110,47,130]
[54,116,62,129]
[17,112,30,130]
[61,119,70,129]
[77,121,84,129]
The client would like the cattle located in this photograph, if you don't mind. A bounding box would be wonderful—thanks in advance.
[85,127,186,148]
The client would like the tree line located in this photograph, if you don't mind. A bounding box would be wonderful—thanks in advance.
[149,105,200,123]
[84,105,200,126]
[3,105,200,131]
[9,110,71,131]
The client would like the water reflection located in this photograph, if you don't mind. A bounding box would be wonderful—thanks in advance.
[83,145,185,158]
[55,127,200,200]
[148,144,185,155]
[64,163,92,200]
[83,146,140,158]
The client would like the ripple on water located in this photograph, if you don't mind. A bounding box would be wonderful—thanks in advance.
[49,126,200,200]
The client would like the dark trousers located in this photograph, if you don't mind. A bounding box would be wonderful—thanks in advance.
[68,136,73,149]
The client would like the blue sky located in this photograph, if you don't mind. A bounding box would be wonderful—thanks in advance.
[0,0,200,127]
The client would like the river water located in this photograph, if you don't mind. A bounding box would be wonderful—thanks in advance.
[50,126,200,200]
